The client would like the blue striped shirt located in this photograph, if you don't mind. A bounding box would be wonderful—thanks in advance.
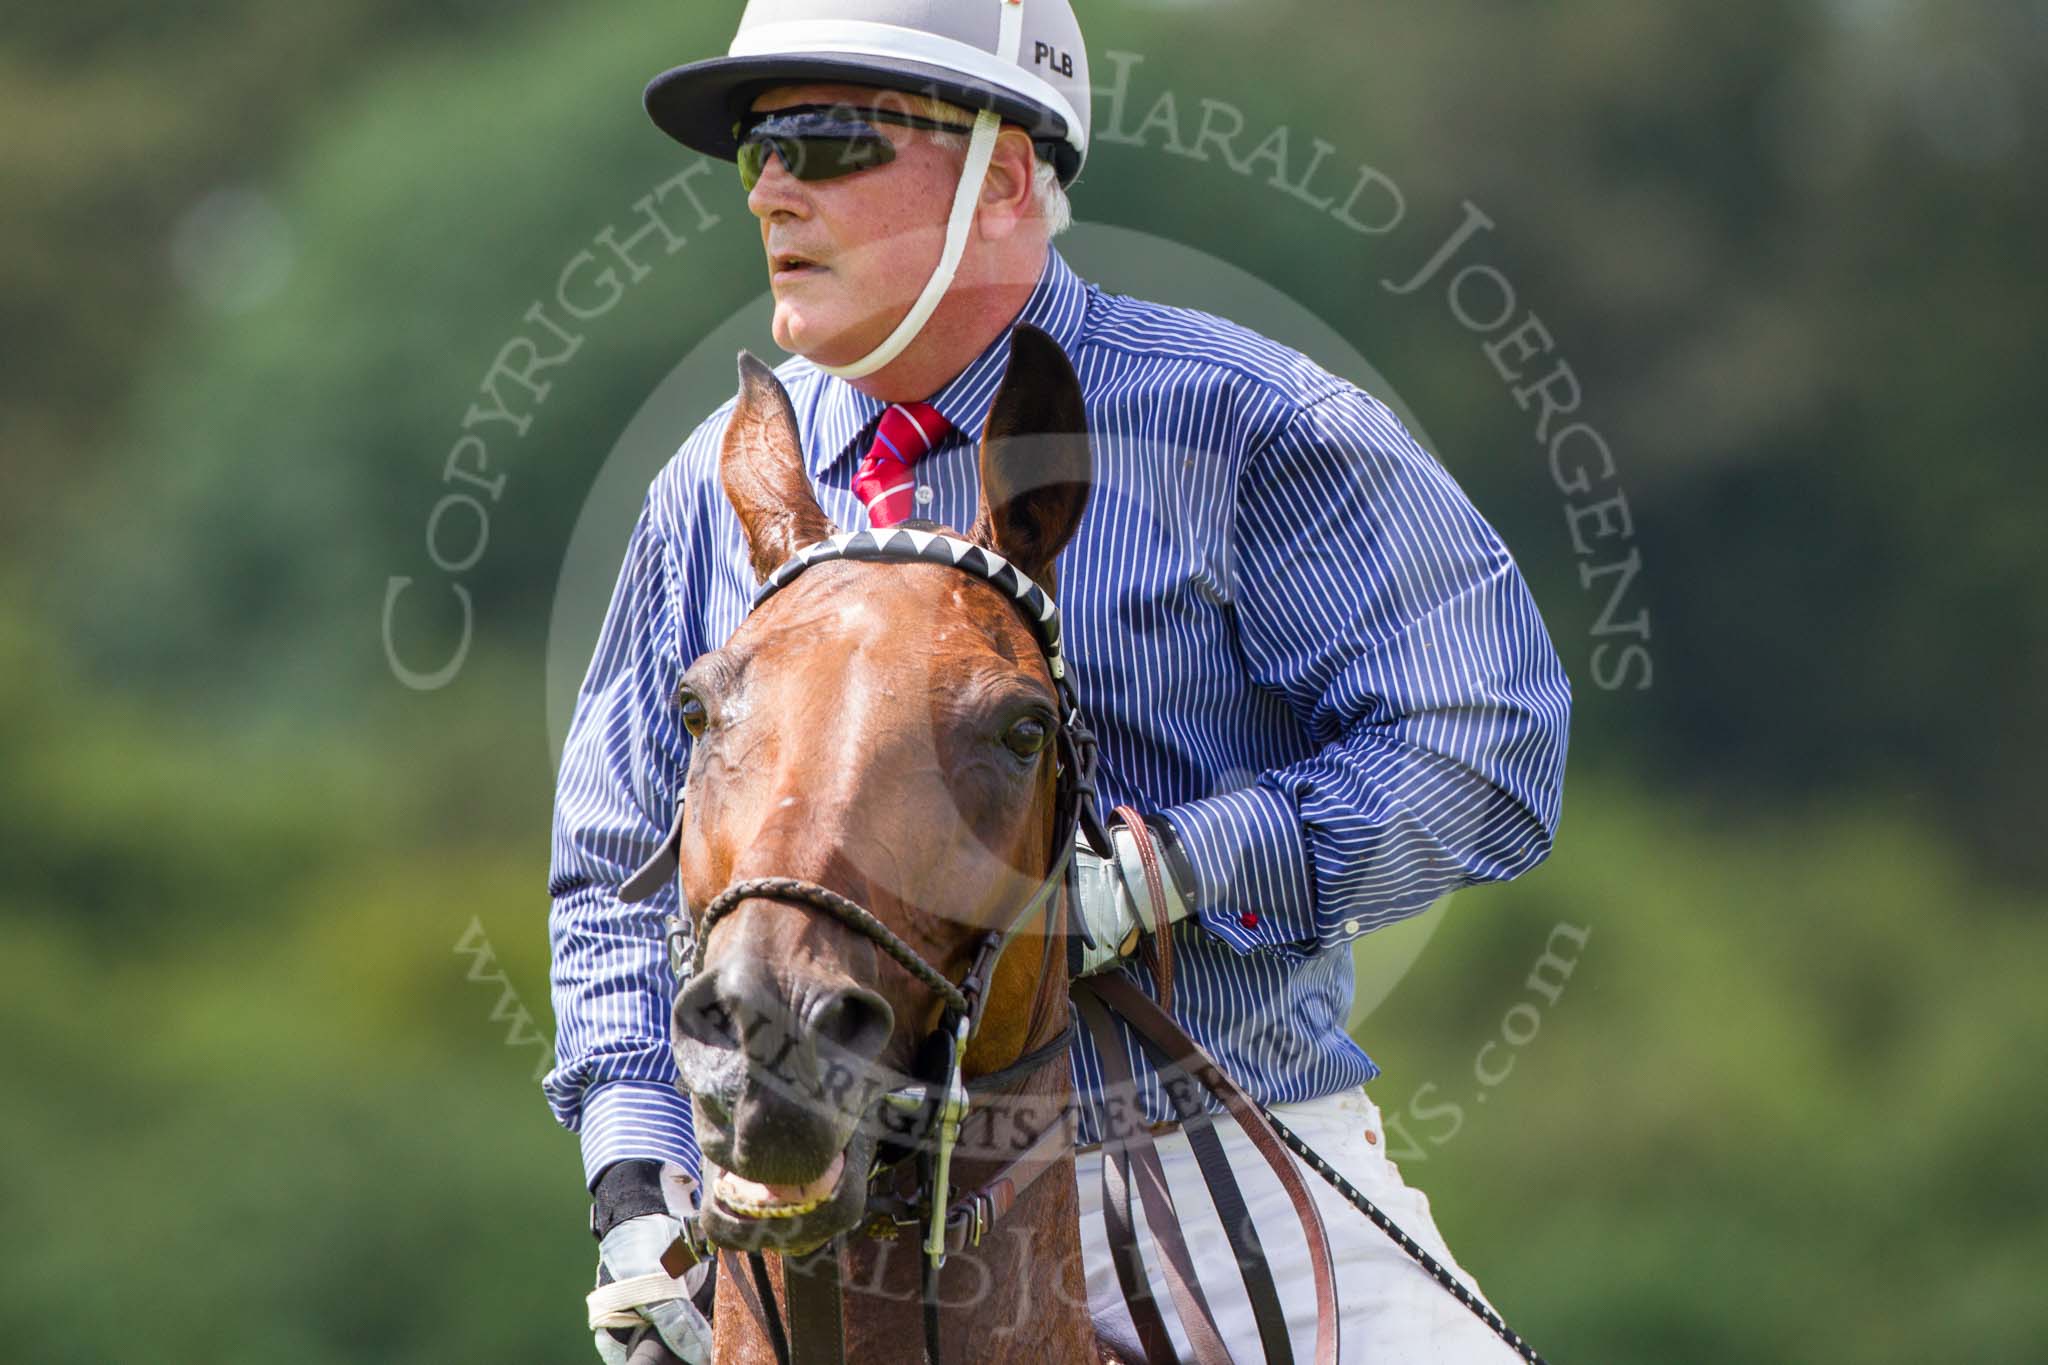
[545,248,1570,1184]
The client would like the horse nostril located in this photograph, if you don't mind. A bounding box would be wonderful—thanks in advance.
[808,986,893,1064]
[674,969,742,1052]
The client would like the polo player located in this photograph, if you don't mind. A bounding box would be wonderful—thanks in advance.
[545,2,1571,1359]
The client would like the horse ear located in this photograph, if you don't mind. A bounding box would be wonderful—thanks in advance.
[722,352,838,581]
[967,325,1091,596]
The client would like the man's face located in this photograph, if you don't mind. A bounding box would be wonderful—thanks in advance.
[745,82,969,365]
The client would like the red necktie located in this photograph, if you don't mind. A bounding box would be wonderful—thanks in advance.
[854,402,951,527]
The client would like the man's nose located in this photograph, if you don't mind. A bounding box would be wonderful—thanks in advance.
[746,146,808,220]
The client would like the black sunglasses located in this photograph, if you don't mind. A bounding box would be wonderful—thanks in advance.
[733,104,976,190]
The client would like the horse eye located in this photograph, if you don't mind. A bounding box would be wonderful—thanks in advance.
[1002,715,1051,758]
[678,692,709,738]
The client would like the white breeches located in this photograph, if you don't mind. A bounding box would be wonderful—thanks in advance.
[1075,1087,1526,1363]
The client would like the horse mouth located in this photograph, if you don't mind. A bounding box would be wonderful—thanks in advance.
[710,1150,846,1220]
[697,1123,878,1256]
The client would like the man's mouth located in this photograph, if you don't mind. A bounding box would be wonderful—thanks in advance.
[771,252,825,281]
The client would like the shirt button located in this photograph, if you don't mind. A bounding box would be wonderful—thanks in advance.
[914,485,933,505]
[1343,918,1361,936]
[1239,911,1260,930]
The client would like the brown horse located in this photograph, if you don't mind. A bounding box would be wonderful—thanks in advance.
[661,326,1119,1364]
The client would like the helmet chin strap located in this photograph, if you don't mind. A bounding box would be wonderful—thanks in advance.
[814,0,1026,382]
[811,107,1001,381]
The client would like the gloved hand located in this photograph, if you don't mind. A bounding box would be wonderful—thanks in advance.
[1071,817,1191,976]
[588,1162,714,1365]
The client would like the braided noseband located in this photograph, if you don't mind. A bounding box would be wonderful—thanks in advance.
[686,876,970,1017]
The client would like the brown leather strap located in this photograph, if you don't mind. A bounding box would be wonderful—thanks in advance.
[728,1250,791,1365]
[901,1104,1075,1256]
[781,1246,844,1365]
[1086,975,1342,1365]
[1068,983,1171,1361]
[1077,992,1192,1365]
[658,1235,701,1280]
[1077,991,1235,1365]
[1112,805,1175,1013]
[1015,883,1066,1059]
[620,799,685,903]
[1144,1026,1294,1364]
[1099,1111,1177,1364]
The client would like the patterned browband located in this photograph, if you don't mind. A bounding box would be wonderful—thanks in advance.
[753,527,1068,680]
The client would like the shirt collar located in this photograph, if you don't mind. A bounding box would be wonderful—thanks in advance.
[805,247,1090,476]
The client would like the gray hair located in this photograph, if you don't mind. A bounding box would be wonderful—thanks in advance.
[894,93,1073,238]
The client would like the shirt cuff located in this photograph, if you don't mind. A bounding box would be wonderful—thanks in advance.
[579,1079,701,1190]
[1158,780,1317,956]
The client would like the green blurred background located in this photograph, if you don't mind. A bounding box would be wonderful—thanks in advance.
[5,1,2043,1360]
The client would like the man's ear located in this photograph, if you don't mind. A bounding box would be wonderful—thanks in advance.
[967,325,1091,595]
[976,127,1039,242]
[721,352,838,581]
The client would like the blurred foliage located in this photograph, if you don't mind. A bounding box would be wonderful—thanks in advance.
[3,0,2044,1360]
[1,0,542,520]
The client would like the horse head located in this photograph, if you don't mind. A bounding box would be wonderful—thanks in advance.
[671,326,1091,1259]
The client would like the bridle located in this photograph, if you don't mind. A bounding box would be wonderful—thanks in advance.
[656,525,1116,1364]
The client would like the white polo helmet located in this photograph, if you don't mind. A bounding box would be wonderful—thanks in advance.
[646,0,1092,186]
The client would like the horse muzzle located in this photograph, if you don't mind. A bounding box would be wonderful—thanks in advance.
[674,953,896,1253]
